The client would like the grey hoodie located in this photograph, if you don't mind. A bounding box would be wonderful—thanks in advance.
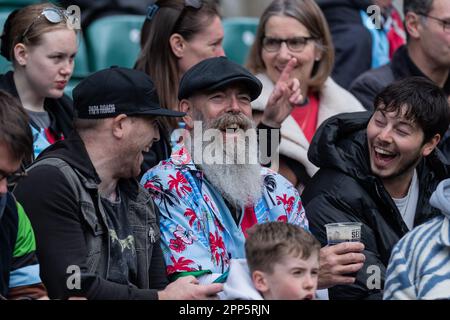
[429,179,450,218]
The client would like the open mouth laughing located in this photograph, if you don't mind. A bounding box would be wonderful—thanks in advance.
[373,146,398,167]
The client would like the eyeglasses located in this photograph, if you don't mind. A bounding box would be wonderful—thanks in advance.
[420,14,450,33]
[20,8,70,42]
[262,36,315,53]
[0,164,27,188]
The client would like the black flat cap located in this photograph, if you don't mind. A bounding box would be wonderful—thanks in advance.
[178,57,262,101]
[73,66,185,119]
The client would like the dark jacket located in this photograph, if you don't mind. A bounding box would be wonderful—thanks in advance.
[302,112,448,300]
[14,132,168,300]
[350,45,450,110]
[0,71,74,163]
[316,0,373,89]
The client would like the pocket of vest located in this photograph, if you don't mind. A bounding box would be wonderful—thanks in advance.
[80,201,105,237]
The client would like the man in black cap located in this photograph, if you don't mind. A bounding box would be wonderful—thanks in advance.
[141,57,365,291]
[14,67,223,300]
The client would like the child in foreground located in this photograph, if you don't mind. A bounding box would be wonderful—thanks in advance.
[222,222,321,300]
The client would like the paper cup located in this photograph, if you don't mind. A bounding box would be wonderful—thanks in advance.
[325,222,362,245]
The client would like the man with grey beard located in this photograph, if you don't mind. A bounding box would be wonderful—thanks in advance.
[141,57,365,290]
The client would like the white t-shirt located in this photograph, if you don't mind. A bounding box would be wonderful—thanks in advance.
[392,170,419,230]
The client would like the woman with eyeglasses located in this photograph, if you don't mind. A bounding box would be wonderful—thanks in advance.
[0,3,78,163]
[247,0,364,190]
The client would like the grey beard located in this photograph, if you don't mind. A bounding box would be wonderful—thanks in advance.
[187,112,263,208]
[200,162,263,209]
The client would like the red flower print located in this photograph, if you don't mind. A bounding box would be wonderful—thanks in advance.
[169,237,186,253]
[209,231,226,265]
[166,256,195,275]
[184,208,197,226]
[168,171,192,197]
[276,194,295,214]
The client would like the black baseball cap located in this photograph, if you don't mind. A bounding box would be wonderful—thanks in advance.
[178,57,262,101]
[73,66,185,119]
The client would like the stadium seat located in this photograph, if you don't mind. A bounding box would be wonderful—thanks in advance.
[65,35,90,98]
[73,34,90,78]
[222,17,259,65]
[85,14,144,72]
[0,10,12,73]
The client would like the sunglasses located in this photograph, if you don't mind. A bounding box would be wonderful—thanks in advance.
[147,0,203,21]
[20,7,71,42]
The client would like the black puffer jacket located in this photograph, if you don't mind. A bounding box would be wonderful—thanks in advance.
[302,111,448,300]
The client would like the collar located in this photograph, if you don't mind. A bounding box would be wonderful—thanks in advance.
[169,143,204,180]
[392,45,450,95]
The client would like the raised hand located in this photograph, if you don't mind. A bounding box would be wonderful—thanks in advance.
[261,57,303,128]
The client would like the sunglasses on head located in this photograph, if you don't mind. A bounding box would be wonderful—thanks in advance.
[147,0,203,21]
[20,7,71,42]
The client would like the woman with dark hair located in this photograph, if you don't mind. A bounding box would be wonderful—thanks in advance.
[135,0,225,172]
[0,3,78,163]
[247,0,364,190]
[136,0,224,129]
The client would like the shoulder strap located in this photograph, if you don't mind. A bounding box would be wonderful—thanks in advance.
[27,157,105,236]
[27,157,81,202]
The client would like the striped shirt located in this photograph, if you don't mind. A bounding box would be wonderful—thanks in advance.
[384,180,450,300]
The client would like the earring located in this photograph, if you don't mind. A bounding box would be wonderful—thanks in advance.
[315,57,321,61]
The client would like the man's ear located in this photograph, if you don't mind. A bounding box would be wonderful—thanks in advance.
[179,99,194,129]
[13,43,28,66]
[405,12,422,40]
[111,114,128,139]
[169,33,185,58]
[422,133,441,157]
[252,270,269,295]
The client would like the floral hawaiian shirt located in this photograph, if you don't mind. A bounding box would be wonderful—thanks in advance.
[140,144,308,278]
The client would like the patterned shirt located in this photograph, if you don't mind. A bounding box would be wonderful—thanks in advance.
[140,144,308,278]
[31,125,63,160]
[384,215,450,300]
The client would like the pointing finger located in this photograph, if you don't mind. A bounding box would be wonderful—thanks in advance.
[278,57,297,83]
